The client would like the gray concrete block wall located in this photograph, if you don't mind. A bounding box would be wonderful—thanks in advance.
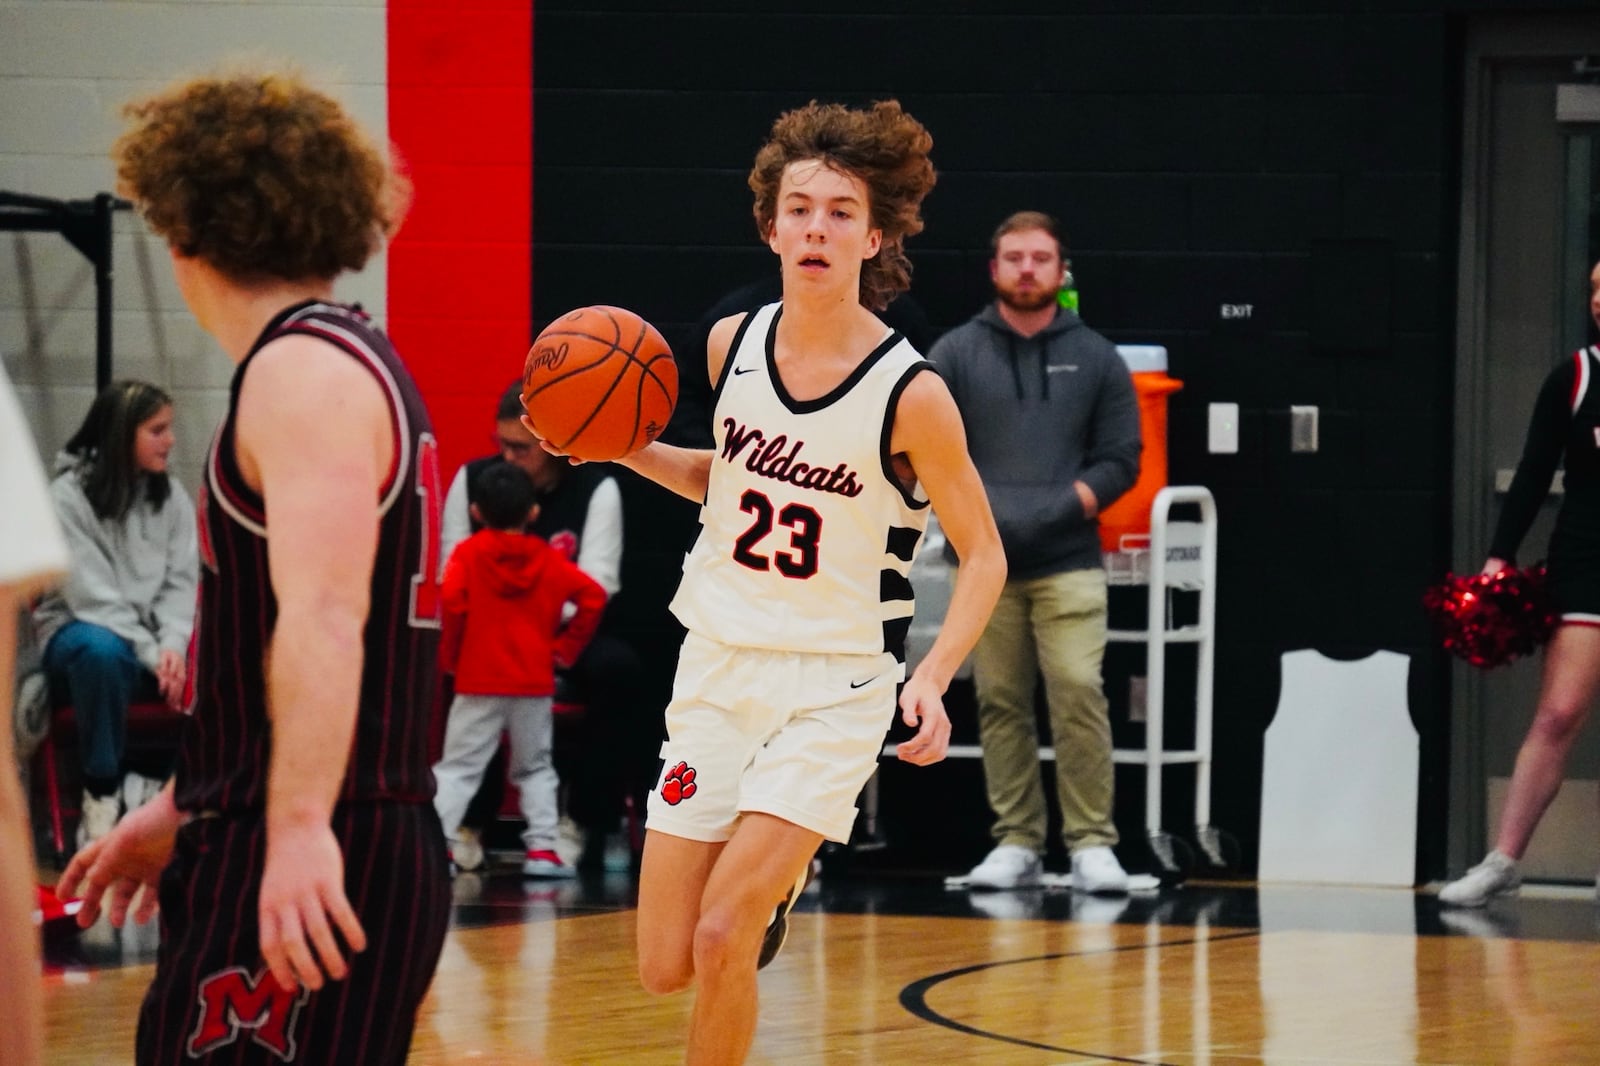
[0,0,388,493]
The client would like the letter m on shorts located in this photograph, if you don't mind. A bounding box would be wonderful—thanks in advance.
[188,966,310,1061]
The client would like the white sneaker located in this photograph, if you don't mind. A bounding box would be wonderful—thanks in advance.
[1439,850,1520,907]
[77,792,121,849]
[121,772,163,812]
[522,849,576,880]
[966,844,1043,890]
[450,826,485,873]
[1071,845,1130,894]
[556,816,585,868]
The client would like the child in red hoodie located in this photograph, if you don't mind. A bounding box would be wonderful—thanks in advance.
[433,461,607,878]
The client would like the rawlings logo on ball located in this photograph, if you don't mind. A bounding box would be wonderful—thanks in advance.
[525,341,569,377]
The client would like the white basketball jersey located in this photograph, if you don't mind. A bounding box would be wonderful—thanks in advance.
[672,302,933,659]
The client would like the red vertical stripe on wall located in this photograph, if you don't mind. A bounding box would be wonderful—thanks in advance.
[387,0,533,486]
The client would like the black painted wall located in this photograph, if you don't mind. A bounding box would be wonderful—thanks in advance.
[532,0,1594,879]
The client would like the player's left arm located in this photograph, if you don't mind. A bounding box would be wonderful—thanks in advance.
[235,333,389,993]
[888,371,1007,765]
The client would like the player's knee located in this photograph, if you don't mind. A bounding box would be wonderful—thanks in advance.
[1529,700,1587,746]
[638,960,693,997]
[690,908,749,975]
[637,944,694,996]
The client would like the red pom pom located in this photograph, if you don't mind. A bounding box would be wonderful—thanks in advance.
[1423,564,1559,669]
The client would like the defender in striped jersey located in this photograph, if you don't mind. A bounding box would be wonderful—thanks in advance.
[60,72,449,1064]
[545,101,1007,1065]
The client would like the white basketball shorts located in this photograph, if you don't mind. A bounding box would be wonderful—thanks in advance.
[646,632,904,844]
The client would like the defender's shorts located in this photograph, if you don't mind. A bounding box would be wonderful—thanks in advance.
[647,632,903,844]
[135,802,450,1065]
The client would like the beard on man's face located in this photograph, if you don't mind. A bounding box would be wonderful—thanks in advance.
[994,281,1058,313]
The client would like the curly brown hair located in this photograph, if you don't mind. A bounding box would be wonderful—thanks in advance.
[749,100,936,311]
[113,71,404,282]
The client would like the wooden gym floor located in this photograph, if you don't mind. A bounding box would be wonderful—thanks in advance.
[38,862,1600,1064]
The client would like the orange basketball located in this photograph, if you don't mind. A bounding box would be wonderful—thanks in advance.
[520,305,678,461]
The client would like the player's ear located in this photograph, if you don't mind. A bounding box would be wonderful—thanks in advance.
[865,228,882,260]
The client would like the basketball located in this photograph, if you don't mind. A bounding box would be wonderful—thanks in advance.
[520,305,679,461]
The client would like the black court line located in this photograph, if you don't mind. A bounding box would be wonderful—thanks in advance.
[898,928,1263,1064]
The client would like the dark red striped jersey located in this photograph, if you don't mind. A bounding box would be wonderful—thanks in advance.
[176,301,443,814]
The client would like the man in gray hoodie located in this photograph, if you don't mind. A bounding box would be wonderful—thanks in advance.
[929,211,1140,893]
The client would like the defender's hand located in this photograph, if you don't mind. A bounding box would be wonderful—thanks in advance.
[259,821,367,992]
[58,789,181,928]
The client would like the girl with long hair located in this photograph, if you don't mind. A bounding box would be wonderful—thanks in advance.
[33,380,196,846]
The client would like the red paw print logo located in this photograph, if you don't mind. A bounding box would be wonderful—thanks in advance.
[660,761,697,806]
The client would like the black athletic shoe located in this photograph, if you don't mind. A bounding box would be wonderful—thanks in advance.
[757,859,816,970]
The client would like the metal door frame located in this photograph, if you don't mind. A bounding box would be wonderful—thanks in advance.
[1450,14,1600,877]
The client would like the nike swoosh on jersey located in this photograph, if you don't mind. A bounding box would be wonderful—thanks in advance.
[1045,364,1079,373]
[733,366,759,375]
[849,677,878,689]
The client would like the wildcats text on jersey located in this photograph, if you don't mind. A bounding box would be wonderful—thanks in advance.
[719,418,865,497]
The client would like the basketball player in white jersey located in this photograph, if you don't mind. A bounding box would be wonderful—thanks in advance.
[544,101,1007,1065]
[0,362,70,1066]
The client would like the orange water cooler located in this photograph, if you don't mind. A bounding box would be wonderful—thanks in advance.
[1099,345,1183,552]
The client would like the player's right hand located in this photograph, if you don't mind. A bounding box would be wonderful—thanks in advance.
[521,415,587,465]
[57,788,182,929]
[259,821,367,993]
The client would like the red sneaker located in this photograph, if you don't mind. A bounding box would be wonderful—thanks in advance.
[34,885,83,930]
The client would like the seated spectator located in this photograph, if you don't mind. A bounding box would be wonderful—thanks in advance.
[433,461,607,879]
[31,381,197,846]
[442,382,645,872]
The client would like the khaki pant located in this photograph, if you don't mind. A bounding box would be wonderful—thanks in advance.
[969,567,1116,853]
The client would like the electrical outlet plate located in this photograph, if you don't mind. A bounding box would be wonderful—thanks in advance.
[1208,403,1239,454]
[1291,405,1319,453]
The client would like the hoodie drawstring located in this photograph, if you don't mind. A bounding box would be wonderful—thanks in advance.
[1005,334,1024,401]
[1005,333,1053,401]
